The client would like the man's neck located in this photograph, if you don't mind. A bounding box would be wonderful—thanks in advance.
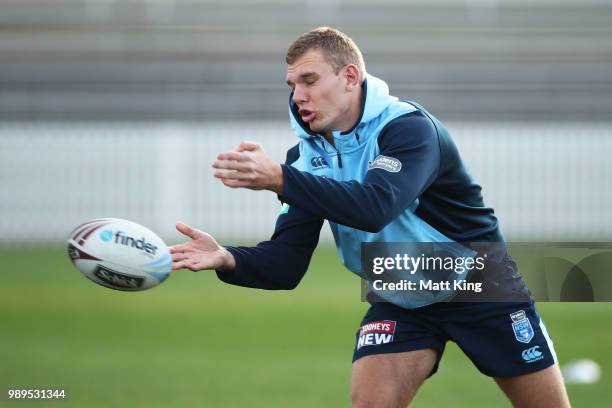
[342,85,363,134]
[322,132,334,145]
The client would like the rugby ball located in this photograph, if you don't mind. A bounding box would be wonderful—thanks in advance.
[67,218,172,291]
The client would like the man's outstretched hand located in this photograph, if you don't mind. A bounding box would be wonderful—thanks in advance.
[212,141,284,194]
[169,222,235,272]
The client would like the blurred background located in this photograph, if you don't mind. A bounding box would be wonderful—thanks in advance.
[1,0,611,407]
[1,0,612,243]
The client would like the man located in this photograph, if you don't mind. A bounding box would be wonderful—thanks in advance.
[170,27,570,407]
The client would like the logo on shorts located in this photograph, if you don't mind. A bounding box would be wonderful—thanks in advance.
[510,310,534,343]
[356,320,396,350]
[521,346,544,363]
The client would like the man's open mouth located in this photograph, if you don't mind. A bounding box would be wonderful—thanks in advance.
[299,109,316,123]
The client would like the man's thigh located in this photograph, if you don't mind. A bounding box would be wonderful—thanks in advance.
[351,349,438,408]
[494,364,570,408]
[351,302,447,407]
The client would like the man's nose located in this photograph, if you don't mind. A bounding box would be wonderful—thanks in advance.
[292,86,308,104]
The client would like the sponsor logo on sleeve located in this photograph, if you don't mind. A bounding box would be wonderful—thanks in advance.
[368,155,402,173]
[510,310,534,343]
[356,320,397,350]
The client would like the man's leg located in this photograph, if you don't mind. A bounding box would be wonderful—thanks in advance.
[494,364,570,408]
[351,349,438,408]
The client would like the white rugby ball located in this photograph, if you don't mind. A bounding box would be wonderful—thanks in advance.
[67,218,172,291]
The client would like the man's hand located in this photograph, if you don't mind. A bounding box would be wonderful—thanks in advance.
[169,222,236,272]
[212,141,284,194]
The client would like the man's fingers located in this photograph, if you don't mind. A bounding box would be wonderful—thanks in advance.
[175,222,201,240]
[213,170,256,181]
[212,159,252,172]
[172,260,201,271]
[172,260,189,270]
[190,261,212,271]
[171,252,190,262]
[217,151,249,162]
[168,243,194,254]
[236,141,260,152]
[214,175,252,189]
[172,259,212,272]
[224,179,252,189]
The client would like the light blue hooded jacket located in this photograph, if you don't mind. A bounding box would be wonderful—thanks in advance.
[220,73,512,309]
[283,73,477,307]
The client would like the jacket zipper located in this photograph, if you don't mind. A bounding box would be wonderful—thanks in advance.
[320,139,343,168]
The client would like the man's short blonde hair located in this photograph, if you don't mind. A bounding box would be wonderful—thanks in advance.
[286,27,366,80]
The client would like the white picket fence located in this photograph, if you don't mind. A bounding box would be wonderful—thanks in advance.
[1,120,611,245]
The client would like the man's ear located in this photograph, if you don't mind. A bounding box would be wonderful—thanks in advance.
[344,64,361,90]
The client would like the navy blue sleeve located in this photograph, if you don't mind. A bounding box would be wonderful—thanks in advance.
[215,145,324,290]
[279,112,440,233]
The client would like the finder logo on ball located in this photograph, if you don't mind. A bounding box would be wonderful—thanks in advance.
[67,218,172,291]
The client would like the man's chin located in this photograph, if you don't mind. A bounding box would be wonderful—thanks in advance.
[307,121,325,133]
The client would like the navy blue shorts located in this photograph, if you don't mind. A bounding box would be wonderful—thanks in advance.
[353,300,558,378]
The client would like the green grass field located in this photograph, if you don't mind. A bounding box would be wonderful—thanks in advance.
[1,246,611,407]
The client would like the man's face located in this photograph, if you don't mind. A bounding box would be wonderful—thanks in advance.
[286,49,352,134]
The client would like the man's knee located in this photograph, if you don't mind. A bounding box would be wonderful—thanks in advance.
[351,349,438,408]
[351,381,407,408]
[495,364,570,408]
[351,391,392,407]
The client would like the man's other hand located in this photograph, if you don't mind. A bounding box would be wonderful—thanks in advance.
[212,141,284,194]
[169,222,235,272]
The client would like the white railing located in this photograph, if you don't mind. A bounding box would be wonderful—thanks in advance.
[1,120,611,245]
